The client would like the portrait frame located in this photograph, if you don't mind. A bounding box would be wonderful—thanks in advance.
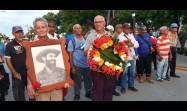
[23,38,71,94]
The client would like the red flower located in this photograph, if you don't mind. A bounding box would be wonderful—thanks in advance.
[89,49,96,58]
[114,45,121,52]
[92,65,98,71]
[119,41,126,46]
[33,81,41,90]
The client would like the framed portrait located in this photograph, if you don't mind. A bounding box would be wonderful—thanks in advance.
[23,39,71,93]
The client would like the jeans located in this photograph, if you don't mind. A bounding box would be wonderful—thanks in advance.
[112,75,118,93]
[12,77,26,101]
[74,67,92,96]
[121,60,136,89]
[170,47,177,76]
[156,56,168,80]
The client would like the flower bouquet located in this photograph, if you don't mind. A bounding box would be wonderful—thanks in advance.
[88,34,128,78]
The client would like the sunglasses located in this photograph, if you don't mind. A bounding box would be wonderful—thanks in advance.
[172,27,178,28]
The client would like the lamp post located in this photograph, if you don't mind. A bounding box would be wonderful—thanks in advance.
[132,12,136,30]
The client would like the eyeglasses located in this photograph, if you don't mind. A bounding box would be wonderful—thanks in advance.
[172,27,178,28]
[94,21,104,24]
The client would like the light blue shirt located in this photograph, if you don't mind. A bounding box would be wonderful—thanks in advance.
[0,42,5,60]
[67,36,89,68]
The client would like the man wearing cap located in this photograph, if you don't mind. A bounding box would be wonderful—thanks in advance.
[36,49,66,87]
[167,23,180,78]
[135,25,154,84]
[5,26,27,101]
[120,23,139,94]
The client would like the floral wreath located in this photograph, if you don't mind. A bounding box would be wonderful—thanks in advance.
[87,34,128,78]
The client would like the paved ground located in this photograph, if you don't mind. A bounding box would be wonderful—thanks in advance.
[5,53,187,101]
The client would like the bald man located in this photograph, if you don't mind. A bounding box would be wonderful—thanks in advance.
[84,15,115,101]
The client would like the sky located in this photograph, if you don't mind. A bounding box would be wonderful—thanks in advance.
[0,10,59,38]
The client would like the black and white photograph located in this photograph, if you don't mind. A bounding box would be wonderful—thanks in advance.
[31,44,66,87]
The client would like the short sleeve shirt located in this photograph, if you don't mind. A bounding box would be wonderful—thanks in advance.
[5,39,27,76]
[67,36,89,68]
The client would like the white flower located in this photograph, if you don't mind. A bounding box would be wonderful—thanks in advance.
[106,25,114,32]
[119,62,123,67]
[115,65,121,70]
[105,61,112,67]
[93,56,101,62]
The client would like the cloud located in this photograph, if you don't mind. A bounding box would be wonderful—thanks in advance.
[0,10,59,37]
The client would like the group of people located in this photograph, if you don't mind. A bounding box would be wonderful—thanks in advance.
[0,15,180,101]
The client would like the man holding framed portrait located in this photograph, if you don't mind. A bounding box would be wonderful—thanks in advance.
[25,18,73,101]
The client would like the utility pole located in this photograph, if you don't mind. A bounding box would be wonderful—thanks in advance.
[107,10,111,25]
[106,10,115,25]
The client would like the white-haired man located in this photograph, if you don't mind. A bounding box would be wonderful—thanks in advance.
[156,26,171,81]
[84,15,114,101]
[27,17,72,101]
[68,24,92,101]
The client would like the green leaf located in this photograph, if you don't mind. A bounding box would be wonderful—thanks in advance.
[98,47,126,66]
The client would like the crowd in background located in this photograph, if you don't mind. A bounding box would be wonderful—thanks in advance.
[0,15,181,101]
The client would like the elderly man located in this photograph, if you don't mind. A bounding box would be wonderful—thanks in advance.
[5,26,27,101]
[156,26,171,81]
[168,23,180,78]
[135,25,154,84]
[84,15,114,101]
[27,18,72,101]
[120,23,139,94]
[68,24,92,101]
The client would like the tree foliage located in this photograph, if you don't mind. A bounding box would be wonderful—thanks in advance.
[42,10,187,43]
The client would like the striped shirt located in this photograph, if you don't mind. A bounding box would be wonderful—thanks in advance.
[157,36,171,59]
[168,31,178,47]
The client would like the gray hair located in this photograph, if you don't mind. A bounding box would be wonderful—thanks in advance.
[159,26,168,34]
[73,24,81,30]
[115,24,123,30]
[33,17,48,28]
[94,15,105,23]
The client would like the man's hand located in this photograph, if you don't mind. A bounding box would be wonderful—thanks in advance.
[0,74,4,80]
[169,54,173,61]
[64,82,70,88]
[83,50,88,56]
[159,56,163,61]
[71,67,76,74]
[27,84,36,99]
[13,72,21,80]
[127,39,134,47]
[151,47,155,52]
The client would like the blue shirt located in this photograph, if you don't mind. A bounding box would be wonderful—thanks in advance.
[67,36,89,68]
[0,42,5,61]
[135,33,151,57]
[66,34,75,45]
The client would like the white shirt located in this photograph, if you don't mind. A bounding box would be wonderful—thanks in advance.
[33,33,62,41]
[118,32,139,60]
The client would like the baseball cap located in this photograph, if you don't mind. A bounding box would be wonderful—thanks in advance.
[12,26,23,33]
[122,22,131,28]
[170,23,178,28]
[138,25,147,33]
